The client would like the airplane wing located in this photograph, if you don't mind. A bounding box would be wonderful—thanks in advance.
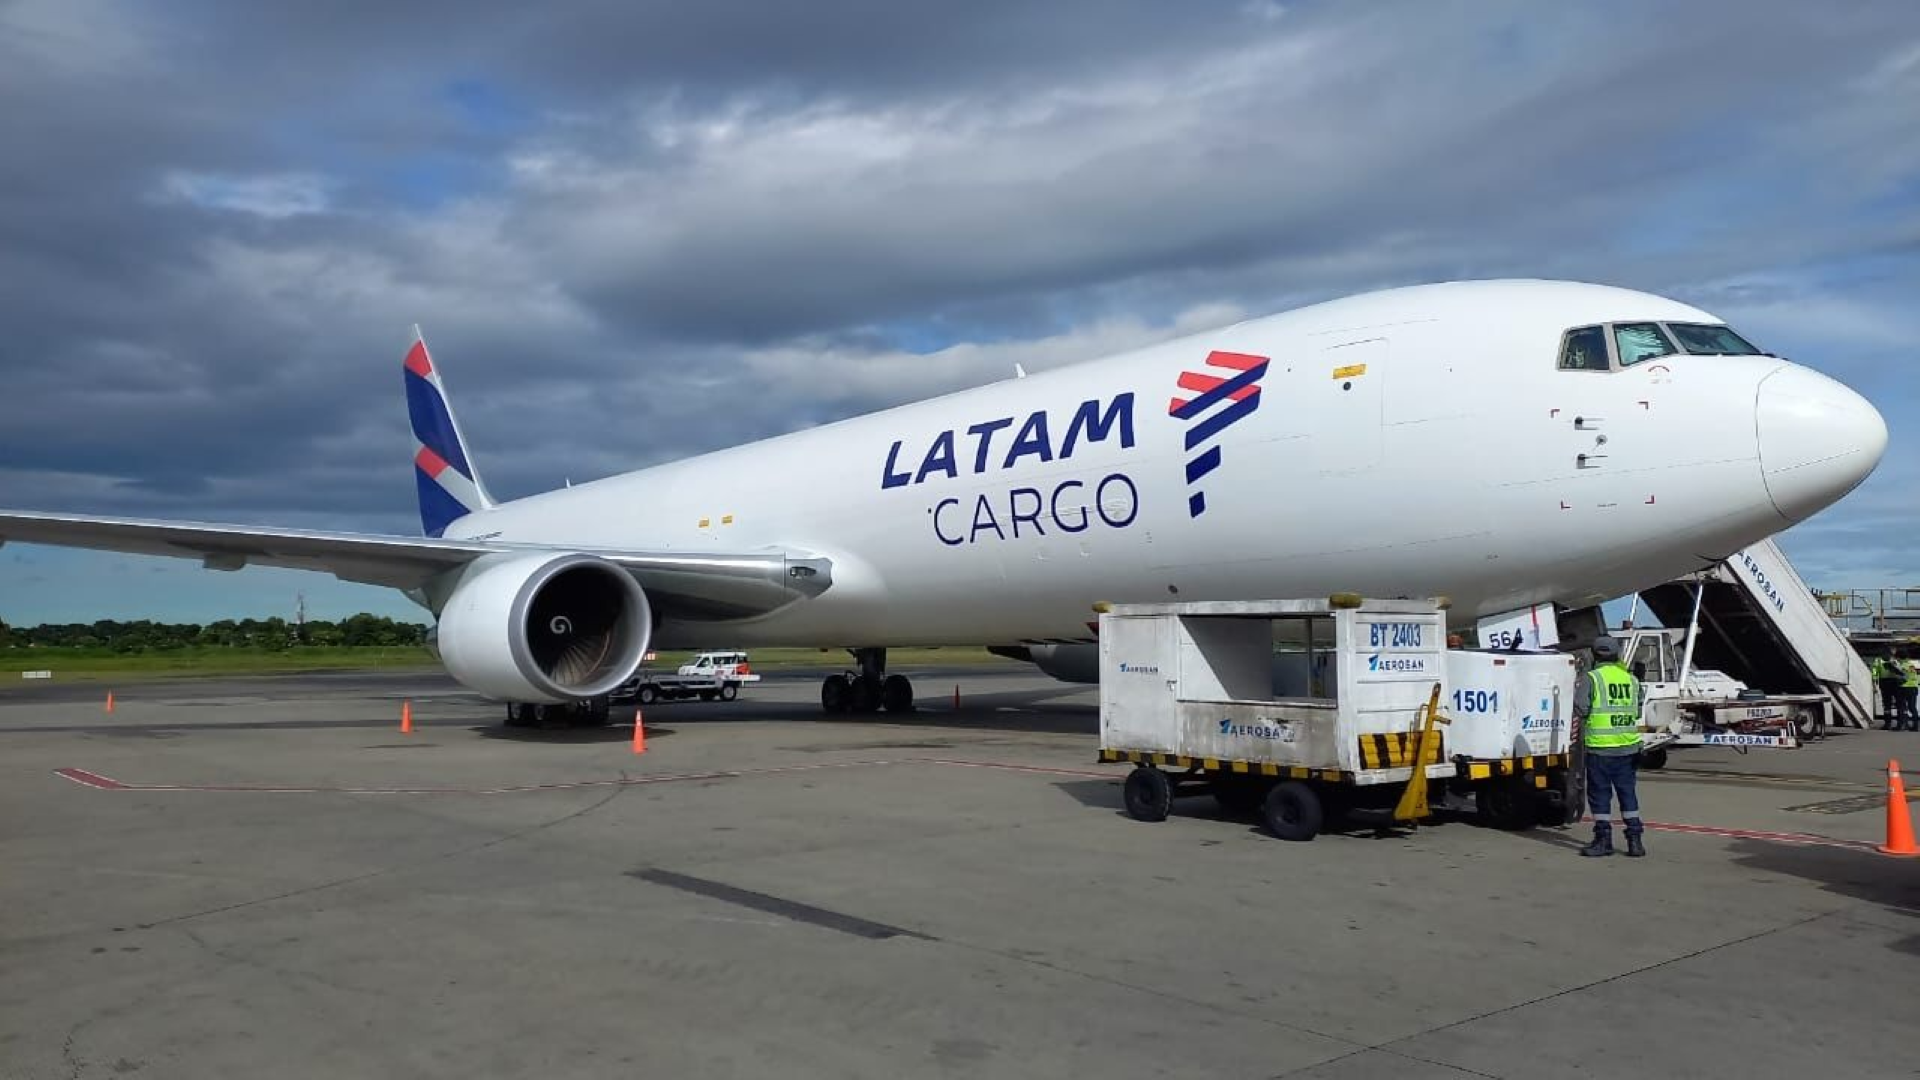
[0,510,833,620]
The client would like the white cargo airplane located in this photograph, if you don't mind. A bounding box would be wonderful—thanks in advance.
[0,280,1887,719]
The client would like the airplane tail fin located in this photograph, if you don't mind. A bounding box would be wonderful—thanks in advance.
[404,327,495,537]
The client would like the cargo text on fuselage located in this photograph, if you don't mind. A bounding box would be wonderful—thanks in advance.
[880,394,1140,546]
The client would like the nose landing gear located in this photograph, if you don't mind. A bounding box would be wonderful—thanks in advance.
[821,647,916,715]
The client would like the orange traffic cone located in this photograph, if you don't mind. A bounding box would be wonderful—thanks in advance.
[400,700,413,734]
[631,709,647,756]
[1880,759,1918,856]
[104,692,114,714]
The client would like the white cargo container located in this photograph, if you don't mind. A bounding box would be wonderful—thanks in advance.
[1098,598,1575,839]
[1442,649,1581,827]
[1441,650,1578,760]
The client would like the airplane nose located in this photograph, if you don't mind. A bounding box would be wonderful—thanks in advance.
[1755,364,1888,522]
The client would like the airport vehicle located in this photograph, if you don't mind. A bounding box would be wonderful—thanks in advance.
[677,650,754,680]
[1618,627,1811,766]
[0,281,1887,724]
[1098,598,1577,840]
[1632,538,1875,729]
[611,651,762,706]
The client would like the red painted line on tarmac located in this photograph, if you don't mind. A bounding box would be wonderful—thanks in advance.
[53,758,1888,854]
[1645,820,1879,851]
[54,767,129,790]
[50,759,900,796]
[919,757,1116,780]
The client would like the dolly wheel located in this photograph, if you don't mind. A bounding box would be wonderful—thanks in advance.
[1639,746,1669,771]
[1476,777,1537,831]
[1262,781,1323,841]
[1123,766,1174,822]
[1213,777,1266,818]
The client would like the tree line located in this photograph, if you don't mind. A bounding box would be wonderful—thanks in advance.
[0,614,429,652]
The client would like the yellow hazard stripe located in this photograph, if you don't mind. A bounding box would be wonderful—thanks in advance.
[1098,748,1349,782]
[1465,753,1571,781]
[1357,731,1446,769]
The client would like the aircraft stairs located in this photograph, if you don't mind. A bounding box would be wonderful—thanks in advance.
[1635,538,1876,728]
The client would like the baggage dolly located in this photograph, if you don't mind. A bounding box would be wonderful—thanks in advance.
[1096,597,1577,840]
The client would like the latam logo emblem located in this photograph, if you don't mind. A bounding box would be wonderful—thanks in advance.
[1169,350,1269,517]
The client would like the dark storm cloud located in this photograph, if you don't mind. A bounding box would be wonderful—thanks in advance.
[479,0,1920,343]
[165,0,1254,103]
[0,0,1916,596]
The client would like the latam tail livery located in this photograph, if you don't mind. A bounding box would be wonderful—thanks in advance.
[0,281,1887,716]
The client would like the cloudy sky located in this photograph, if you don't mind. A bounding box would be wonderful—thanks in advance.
[1,0,1916,625]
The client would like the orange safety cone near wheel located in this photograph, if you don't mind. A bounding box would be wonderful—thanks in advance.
[631,709,647,756]
[400,700,413,734]
[104,692,115,714]
[1879,759,1918,856]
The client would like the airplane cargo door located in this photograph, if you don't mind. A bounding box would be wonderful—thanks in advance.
[1310,337,1386,474]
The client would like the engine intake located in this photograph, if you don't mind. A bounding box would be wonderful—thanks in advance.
[432,552,652,703]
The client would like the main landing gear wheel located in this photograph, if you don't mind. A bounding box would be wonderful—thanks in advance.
[821,674,852,713]
[507,703,537,727]
[1262,781,1323,841]
[581,695,612,727]
[881,674,915,713]
[824,647,904,716]
[1123,766,1174,822]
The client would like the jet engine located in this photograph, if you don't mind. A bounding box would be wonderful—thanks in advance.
[990,642,1100,684]
[430,552,652,703]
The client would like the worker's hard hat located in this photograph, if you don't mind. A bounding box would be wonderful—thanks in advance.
[1592,636,1622,660]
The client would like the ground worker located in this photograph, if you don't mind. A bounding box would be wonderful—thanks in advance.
[1901,653,1920,732]
[1574,636,1645,857]
[1874,654,1902,729]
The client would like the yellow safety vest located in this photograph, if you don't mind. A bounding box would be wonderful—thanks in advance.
[1872,657,1892,680]
[1585,663,1643,750]
[1904,661,1920,690]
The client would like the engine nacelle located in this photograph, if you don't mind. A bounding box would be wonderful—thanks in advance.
[432,552,653,704]
[990,642,1101,684]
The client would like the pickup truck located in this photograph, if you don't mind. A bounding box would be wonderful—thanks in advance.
[611,651,762,705]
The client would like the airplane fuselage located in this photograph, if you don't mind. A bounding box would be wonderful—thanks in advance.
[444,280,1883,649]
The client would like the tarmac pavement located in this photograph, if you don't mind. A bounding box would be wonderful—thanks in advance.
[3,668,1917,1079]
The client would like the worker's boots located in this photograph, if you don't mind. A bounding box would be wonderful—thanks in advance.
[1624,832,1646,858]
[1579,829,1613,858]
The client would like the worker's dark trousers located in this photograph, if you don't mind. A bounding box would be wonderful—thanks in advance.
[1902,687,1920,730]
[1585,752,1642,835]
[1881,680,1904,723]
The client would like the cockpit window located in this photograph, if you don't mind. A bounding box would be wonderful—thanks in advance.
[1668,322,1763,356]
[1613,322,1677,366]
[1558,326,1611,371]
